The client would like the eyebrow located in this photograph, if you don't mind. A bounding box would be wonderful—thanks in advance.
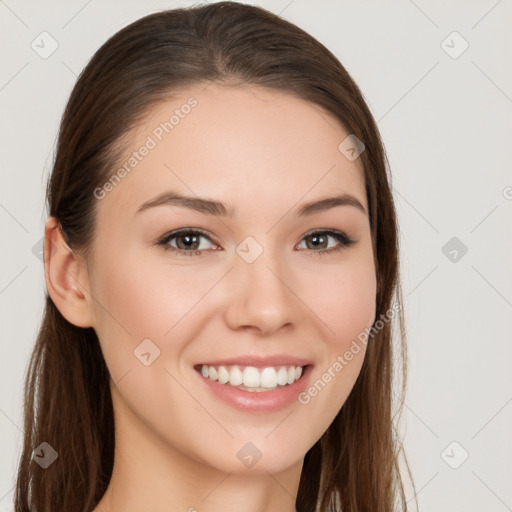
[135,190,367,217]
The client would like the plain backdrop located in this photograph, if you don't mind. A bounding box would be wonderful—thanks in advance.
[1,1,511,511]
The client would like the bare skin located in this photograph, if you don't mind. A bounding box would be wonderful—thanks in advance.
[45,82,377,512]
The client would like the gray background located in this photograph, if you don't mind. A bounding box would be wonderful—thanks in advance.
[1,0,511,510]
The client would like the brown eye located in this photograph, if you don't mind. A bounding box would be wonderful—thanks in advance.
[174,233,201,250]
[297,230,355,255]
[157,228,217,256]
[304,233,329,250]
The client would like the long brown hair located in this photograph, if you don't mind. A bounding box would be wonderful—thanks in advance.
[15,2,414,511]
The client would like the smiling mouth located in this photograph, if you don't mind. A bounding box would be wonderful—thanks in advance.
[194,363,308,392]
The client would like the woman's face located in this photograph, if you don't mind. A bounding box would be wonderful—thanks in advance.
[83,83,377,475]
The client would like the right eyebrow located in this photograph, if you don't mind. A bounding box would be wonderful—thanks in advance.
[135,190,234,218]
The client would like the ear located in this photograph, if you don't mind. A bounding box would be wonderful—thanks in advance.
[43,216,95,328]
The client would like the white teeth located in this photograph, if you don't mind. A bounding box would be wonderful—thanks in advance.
[277,367,288,386]
[199,364,304,390]
[218,366,230,384]
[229,366,243,386]
[208,366,218,381]
[243,367,260,387]
[260,367,278,388]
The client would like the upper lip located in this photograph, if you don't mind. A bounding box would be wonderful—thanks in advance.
[195,355,313,368]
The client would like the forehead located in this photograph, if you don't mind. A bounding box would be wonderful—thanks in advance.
[96,83,366,223]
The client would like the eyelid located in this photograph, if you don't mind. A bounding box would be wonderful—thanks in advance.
[157,227,218,244]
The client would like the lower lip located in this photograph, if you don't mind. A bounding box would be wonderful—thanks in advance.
[195,365,313,413]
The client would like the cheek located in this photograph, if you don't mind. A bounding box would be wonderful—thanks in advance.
[295,258,376,441]
[333,268,376,341]
[88,248,225,386]
[301,254,377,345]
[91,248,202,339]
[87,249,179,373]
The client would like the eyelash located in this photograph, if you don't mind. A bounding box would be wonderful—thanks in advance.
[156,228,356,257]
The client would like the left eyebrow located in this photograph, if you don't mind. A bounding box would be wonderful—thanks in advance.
[295,194,367,217]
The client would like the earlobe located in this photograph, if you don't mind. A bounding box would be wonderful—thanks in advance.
[43,216,95,328]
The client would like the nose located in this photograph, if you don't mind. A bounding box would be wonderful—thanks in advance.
[222,247,301,336]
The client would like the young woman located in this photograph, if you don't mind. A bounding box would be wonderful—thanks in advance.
[15,2,414,511]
